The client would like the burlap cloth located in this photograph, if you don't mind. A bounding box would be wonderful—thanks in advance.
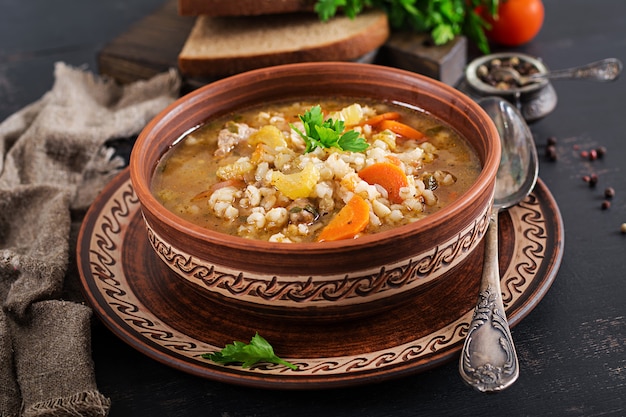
[0,62,180,416]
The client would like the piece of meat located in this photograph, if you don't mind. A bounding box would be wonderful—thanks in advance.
[214,122,257,158]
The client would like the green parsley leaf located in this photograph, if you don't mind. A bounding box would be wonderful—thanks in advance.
[315,0,368,20]
[291,105,369,153]
[337,129,368,151]
[202,333,298,370]
[313,0,499,54]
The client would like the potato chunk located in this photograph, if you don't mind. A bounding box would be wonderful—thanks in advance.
[248,125,288,148]
[271,162,320,199]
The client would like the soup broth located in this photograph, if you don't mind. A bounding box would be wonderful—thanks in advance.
[151,98,481,243]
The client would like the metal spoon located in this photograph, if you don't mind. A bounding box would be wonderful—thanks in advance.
[492,57,622,86]
[459,96,539,393]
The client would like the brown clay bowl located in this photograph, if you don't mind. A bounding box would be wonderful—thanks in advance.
[129,62,501,321]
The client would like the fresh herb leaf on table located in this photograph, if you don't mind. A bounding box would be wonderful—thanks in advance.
[314,0,500,54]
[291,105,369,153]
[203,333,298,370]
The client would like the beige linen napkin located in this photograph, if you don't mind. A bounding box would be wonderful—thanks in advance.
[0,62,180,417]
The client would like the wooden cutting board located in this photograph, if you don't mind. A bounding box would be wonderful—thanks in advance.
[97,0,467,88]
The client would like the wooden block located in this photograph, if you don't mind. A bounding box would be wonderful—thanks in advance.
[377,32,467,86]
[97,0,194,84]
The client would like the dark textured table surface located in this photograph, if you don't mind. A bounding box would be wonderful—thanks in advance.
[1,1,624,416]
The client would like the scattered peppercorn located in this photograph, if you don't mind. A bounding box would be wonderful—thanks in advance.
[546,145,557,161]
[589,174,598,187]
[601,200,611,210]
[621,223,626,234]
[582,175,590,183]
[577,146,607,161]
[547,136,557,146]
[604,187,615,199]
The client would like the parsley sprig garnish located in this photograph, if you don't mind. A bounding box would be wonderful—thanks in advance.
[291,105,369,153]
[203,333,298,370]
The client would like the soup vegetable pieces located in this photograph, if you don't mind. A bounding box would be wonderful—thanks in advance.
[317,194,371,242]
[151,99,481,243]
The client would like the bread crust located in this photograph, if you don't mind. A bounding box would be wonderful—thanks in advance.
[178,10,390,78]
[179,0,316,16]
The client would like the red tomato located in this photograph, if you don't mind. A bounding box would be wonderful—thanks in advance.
[483,0,545,46]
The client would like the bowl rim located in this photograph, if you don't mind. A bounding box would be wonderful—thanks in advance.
[130,62,501,253]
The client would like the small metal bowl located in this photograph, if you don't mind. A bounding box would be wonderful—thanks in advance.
[462,52,557,122]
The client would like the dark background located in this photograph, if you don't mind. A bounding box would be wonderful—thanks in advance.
[1,1,624,416]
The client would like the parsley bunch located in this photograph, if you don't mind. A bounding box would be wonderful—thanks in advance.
[203,333,298,370]
[291,105,369,153]
[314,0,499,54]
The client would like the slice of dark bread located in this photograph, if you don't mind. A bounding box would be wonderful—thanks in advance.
[178,10,389,78]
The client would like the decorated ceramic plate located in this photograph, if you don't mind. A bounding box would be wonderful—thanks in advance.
[77,168,563,389]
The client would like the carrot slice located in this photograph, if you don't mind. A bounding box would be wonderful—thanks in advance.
[384,155,402,166]
[378,119,425,141]
[358,162,409,204]
[317,194,370,242]
[360,112,401,126]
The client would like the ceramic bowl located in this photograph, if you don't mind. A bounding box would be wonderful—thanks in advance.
[130,62,501,320]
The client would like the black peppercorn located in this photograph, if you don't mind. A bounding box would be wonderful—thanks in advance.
[601,200,611,210]
[605,187,615,199]
[546,145,557,161]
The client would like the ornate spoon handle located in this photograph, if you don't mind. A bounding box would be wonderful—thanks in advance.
[532,57,622,82]
[459,210,519,392]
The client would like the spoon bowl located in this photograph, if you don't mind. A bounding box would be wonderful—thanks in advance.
[459,96,538,392]
[489,98,539,207]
